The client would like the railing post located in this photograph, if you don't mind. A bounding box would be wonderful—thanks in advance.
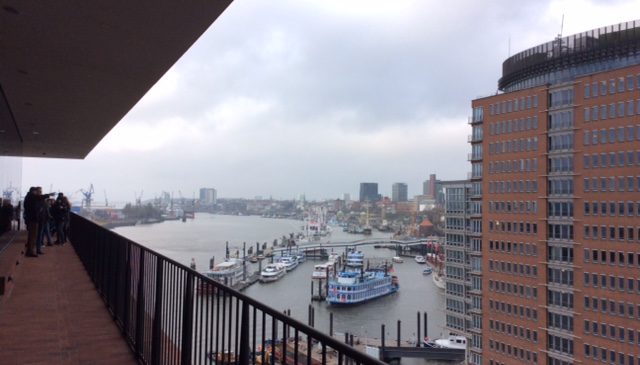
[238,301,250,365]
[135,250,146,359]
[181,271,194,365]
[123,242,132,335]
[151,257,164,365]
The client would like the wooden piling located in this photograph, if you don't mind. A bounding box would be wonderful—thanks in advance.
[416,311,421,347]
[424,311,428,339]
[329,312,334,337]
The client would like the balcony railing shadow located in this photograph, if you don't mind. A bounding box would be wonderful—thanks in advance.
[69,213,384,365]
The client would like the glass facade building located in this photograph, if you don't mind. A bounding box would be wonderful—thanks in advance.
[443,179,483,365]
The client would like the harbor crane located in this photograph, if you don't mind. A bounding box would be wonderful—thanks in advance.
[134,190,143,206]
[80,184,95,209]
[104,190,109,207]
[2,185,19,202]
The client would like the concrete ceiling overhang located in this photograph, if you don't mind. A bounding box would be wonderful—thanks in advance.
[0,0,232,158]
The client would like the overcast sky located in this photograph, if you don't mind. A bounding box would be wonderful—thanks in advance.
[22,0,640,204]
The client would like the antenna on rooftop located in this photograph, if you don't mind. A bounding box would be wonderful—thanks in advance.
[558,14,564,38]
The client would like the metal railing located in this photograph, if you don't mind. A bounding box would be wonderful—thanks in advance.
[69,214,385,365]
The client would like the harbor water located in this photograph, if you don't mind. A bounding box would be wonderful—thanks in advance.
[114,213,445,346]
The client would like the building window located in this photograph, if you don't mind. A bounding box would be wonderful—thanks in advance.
[610,79,616,94]
[618,102,625,117]
[618,77,625,93]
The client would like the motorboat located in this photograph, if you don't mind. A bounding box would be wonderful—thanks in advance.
[392,256,403,263]
[327,252,341,264]
[201,259,245,287]
[414,255,426,264]
[311,262,335,280]
[277,255,299,271]
[422,267,433,275]
[423,335,467,350]
[260,263,286,283]
[295,251,306,263]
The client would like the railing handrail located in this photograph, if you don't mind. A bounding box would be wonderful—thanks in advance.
[70,213,387,365]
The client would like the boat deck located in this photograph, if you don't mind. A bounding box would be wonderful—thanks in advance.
[0,231,137,364]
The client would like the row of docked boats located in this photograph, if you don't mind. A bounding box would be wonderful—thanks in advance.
[260,251,305,283]
[200,251,307,288]
[201,249,401,306]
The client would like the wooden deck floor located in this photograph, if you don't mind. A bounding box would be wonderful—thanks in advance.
[0,231,137,365]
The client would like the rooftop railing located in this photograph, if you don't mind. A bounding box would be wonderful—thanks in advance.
[69,214,385,365]
[499,19,640,90]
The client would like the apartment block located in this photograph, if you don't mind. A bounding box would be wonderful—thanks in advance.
[473,20,640,365]
[443,180,483,365]
[392,182,408,202]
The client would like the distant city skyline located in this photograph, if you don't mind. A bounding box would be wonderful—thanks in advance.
[19,1,640,202]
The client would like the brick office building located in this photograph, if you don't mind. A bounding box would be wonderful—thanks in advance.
[471,21,640,365]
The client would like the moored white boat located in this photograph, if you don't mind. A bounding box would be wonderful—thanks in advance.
[423,335,467,350]
[422,267,433,275]
[414,255,426,264]
[295,251,306,263]
[201,259,245,287]
[392,256,403,263]
[277,255,299,271]
[327,252,341,264]
[311,262,335,280]
[260,263,286,283]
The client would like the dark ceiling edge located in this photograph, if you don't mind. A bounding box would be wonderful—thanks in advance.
[0,83,23,143]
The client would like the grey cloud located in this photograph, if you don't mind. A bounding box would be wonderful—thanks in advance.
[23,0,640,201]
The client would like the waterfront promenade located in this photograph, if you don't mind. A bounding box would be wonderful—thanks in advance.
[0,232,136,364]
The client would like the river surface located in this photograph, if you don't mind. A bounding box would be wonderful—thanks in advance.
[114,213,445,344]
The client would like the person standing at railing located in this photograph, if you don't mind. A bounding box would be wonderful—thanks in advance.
[36,198,54,249]
[23,187,54,257]
[0,199,13,234]
[33,187,55,255]
[52,193,70,245]
[63,195,71,242]
[13,200,21,231]
[23,187,37,256]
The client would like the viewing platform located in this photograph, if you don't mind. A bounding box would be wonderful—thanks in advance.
[0,215,385,365]
[0,231,137,364]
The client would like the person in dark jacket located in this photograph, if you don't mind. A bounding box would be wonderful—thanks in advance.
[24,187,55,256]
[0,199,13,234]
[36,198,53,249]
[52,193,69,245]
[23,187,38,256]
[14,200,21,231]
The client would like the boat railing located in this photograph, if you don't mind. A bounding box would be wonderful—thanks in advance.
[69,213,385,365]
